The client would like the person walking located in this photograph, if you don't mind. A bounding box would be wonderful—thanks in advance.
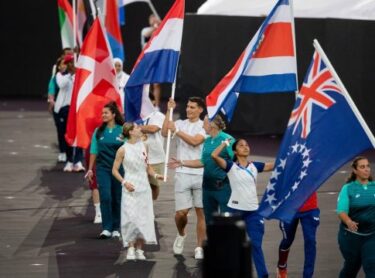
[112,122,162,260]
[337,156,375,277]
[162,97,207,259]
[86,102,125,239]
[211,138,274,278]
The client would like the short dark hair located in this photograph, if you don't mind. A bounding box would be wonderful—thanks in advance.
[188,97,206,109]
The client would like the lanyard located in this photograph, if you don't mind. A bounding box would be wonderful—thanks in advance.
[236,162,255,181]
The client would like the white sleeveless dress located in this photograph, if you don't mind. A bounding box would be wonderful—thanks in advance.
[120,140,157,247]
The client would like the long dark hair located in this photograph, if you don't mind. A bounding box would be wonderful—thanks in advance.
[96,101,125,140]
[346,156,373,183]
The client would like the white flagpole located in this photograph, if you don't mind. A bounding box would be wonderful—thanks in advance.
[290,0,299,97]
[73,0,78,63]
[88,0,97,18]
[147,1,161,21]
[163,82,176,182]
[313,39,375,147]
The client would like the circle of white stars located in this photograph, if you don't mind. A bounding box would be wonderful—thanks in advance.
[264,142,312,211]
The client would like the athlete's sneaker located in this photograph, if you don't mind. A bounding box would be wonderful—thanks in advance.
[276,267,288,278]
[99,230,111,239]
[111,231,121,239]
[63,162,74,172]
[73,161,85,172]
[135,249,146,260]
[126,247,136,260]
[194,247,204,259]
[93,213,102,224]
[173,233,186,255]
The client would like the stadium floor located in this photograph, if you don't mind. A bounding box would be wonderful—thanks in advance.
[0,100,371,277]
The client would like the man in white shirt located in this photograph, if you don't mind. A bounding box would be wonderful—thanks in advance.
[162,97,206,260]
[140,111,166,200]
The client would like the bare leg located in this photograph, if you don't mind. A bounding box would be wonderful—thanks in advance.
[135,238,145,250]
[195,207,206,247]
[92,188,100,204]
[150,184,159,201]
[175,209,189,236]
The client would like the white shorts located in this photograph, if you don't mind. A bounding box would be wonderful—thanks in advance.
[174,172,203,211]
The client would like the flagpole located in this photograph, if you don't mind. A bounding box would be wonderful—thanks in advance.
[147,0,161,21]
[313,39,375,147]
[73,0,78,63]
[290,0,299,97]
[89,0,97,19]
[163,53,181,181]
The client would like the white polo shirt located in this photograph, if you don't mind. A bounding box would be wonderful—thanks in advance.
[175,119,206,175]
[225,160,265,211]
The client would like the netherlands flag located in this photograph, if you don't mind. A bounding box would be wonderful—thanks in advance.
[125,0,184,121]
[206,0,297,121]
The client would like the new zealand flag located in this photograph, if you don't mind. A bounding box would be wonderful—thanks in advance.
[257,44,375,222]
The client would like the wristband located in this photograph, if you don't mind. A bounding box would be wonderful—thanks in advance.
[154,173,159,179]
[121,180,127,186]
[222,140,230,147]
[180,160,184,167]
[172,128,180,138]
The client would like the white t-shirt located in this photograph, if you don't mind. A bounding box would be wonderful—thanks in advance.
[54,72,74,113]
[226,161,265,211]
[175,119,206,175]
[143,111,165,164]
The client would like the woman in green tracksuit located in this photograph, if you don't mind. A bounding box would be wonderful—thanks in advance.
[337,156,375,277]
[86,101,125,239]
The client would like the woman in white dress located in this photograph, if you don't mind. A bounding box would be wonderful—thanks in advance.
[112,122,164,261]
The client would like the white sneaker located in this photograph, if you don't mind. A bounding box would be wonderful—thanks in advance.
[63,162,74,172]
[126,247,136,260]
[93,213,102,224]
[135,249,146,260]
[58,153,66,162]
[112,231,121,239]
[173,233,186,255]
[99,230,111,239]
[73,161,85,172]
[194,247,204,259]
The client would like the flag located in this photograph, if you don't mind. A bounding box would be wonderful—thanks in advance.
[65,18,123,149]
[58,0,74,48]
[119,0,150,7]
[206,0,297,120]
[105,0,124,60]
[125,0,184,121]
[77,0,87,46]
[257,41,375,223]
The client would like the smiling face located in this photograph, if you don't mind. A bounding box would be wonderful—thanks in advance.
[234,139,250,158]
[101,107,115,123]
[186,101,203,121]
[354,158,371,182]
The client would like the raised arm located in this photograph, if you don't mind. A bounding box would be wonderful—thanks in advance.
[211,141,228,170]
[263,161,275,172]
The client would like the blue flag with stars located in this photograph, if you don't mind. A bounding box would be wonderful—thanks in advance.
[257,47,375,223]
